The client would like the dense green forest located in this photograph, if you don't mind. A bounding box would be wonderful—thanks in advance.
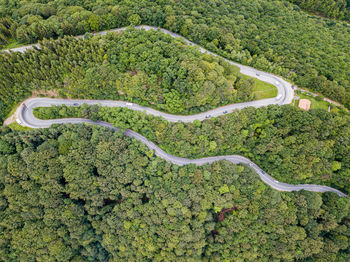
[0,29,262,123]
[1,0,350,108]
[2,0,350,260]
[288,0,350,20]
[0,124,349,260]
[34,104,350,195]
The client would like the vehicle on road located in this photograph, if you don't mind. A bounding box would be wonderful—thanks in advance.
[16,119,22,125]
[73,103,79,106]
[223,110,228,114]
[256,73,260,76]
[275,94,282,100]
[205,115,211,118]
[126,102,133,106]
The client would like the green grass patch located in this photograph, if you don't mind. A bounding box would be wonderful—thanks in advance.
[7,122,32,131]
[297,93,330,110]
[1,38,23,50]
[330,107,340,114]
[240,74,278,100]
[5,101,22,119]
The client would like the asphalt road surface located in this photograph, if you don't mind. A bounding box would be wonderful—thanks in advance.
[5,26,346,197]
[3,25,294,106]
[17,98,347,197]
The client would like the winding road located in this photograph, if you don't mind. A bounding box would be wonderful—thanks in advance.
[16,98,347,197]
[3,25,294,107]
[4,26,347,197]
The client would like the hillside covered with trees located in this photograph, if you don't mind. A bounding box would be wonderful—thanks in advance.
[34,104,350,195]
[0,29,261,123]
[288,0,350,21]
[2,0,350,260]
[1,0,350,108]
[0,124,350,261]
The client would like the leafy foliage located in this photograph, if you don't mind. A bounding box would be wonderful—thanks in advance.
[0,17,16,45]
[0,29,255,122]
[288,0,350,20]
[34,104,350,194]
[0,125,350,260]
[1,0,350,107]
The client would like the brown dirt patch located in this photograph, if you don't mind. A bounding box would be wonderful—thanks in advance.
[32,89,59,97]
[128,70,138,76]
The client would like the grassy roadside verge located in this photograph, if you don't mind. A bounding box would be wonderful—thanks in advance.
[240,74,278,100]
[1,101,24,126]
[1,38,22,50]
[296,93,329,110]
[5,101,23,119]
[7,122,32,131]
[293,91,349,114]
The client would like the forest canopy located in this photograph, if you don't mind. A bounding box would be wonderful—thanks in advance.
[288,0,350,21]
[1,0,350,108]
[2,0,350,260]
[0,29,259,123]
[33,104,350,195]
[0,124,350,261]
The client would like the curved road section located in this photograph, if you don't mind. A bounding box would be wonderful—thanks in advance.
[4,26,345,196]
[3,25,294,106]
[17,98,347,197]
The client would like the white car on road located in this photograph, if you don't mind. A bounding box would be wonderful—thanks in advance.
[275,94,282,100]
